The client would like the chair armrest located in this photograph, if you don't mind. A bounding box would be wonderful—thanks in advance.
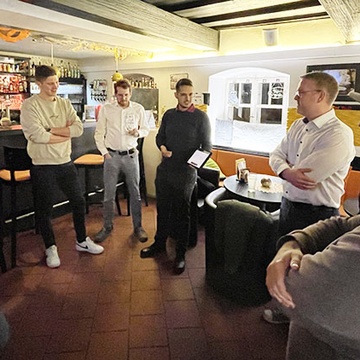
[198,167,220,188]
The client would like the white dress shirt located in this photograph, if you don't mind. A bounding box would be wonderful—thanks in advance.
[270,109,355,208]
[94,101,149,155]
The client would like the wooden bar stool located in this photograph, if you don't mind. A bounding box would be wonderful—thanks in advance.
[74,153,128,215]
[0,146,32,270]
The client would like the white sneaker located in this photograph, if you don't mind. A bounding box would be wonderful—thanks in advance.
[76,236,104,255]
[45,245,61,268]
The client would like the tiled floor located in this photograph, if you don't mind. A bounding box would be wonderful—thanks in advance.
[0,199,288,360]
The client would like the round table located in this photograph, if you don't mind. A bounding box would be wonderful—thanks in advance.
[223,174,283,212]
[343,197,359,216]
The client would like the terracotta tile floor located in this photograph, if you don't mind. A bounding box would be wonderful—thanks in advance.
[0,199,288,360]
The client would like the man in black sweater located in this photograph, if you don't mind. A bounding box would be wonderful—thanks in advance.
[140,78,212,274]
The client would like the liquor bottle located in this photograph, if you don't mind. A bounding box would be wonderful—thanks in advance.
[29,62,34,76]
[60,60,64,78]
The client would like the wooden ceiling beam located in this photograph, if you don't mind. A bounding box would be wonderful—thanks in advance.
[319,0,360,41]
[19,0,219,51]
[213,12,329,31]
[156,0,226,13]
[192,0,322,24]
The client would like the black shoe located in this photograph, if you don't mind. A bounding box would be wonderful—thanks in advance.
[140,243,166,258]
[133,227,148,243]
[94,226,113,243]
[173,256,186,275]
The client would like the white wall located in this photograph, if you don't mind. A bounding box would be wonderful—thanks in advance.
[81,44,360,115]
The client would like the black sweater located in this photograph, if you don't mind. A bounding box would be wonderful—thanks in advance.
[156,107,212,171]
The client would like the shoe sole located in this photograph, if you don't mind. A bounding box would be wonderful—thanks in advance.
[75,245,104,255]
[94,232,112,243]
[46,262,60,268]
[140,249,165,258]
[262,314,289,324]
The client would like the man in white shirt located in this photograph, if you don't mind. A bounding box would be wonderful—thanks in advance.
[94,79,149,243]
[264,71,355,323]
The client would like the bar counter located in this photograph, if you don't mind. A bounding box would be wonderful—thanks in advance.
[0,122,101,230]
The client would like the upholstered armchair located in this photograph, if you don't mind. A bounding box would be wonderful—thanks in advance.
[204,189,279,305]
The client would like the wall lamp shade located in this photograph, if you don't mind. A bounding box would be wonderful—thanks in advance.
[263,28,278,46]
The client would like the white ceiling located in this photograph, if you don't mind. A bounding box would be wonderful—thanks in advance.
[0,0,359,62]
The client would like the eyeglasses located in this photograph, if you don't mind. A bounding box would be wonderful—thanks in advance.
[294,89,321,97]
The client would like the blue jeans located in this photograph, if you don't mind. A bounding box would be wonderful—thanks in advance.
[103,150,141,230]
[31,162,86,248]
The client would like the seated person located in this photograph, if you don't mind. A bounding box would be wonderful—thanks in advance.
[266,215,360,360]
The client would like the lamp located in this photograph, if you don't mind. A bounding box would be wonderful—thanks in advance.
[0,27,29,42]
[111,48,124,82]
[263,28,278,46]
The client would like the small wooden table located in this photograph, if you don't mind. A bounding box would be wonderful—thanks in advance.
[223,174,283,212]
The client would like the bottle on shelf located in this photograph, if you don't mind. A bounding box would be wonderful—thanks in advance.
[30,62,36,77]
[59,60,64,78]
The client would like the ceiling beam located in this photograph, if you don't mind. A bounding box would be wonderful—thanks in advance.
[19,0,219,51]
[213,13,329,31]
[319,0,360,41]
[192,0,322,24]
[155,0,226,12]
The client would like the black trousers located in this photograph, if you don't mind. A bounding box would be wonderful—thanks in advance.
[154,165,196,257]
[31,162,86,248]
[279,197,339,236]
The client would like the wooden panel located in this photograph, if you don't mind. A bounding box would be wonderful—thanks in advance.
[215,149,274,177]
[288,107,360,146]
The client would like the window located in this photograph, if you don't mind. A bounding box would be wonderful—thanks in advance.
[208,68,290,154]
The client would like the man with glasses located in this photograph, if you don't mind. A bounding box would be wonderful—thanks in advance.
[263,71,355,324]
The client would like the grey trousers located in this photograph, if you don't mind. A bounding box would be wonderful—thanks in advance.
[287,322,359,360]
[103,150,141,230]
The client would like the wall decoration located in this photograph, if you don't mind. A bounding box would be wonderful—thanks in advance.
[307,63,360,103]
[170,73,188,90]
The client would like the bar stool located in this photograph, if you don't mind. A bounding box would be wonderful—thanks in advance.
[0,146,32,271]
[74,153,129,215]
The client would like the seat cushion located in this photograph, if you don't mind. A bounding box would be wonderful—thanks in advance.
[74,154,104,166]
[204,158,226,179]
[0,169,31,182]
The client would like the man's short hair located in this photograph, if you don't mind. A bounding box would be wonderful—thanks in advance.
[35,65,57,82]
[114,79,132,93]
[175,78,193,92]
[301,71,339,104]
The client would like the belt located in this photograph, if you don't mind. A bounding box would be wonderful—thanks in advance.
[107,148,135,156]
[284,198,336,211]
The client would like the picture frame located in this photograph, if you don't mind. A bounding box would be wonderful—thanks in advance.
[170,73,189,90]
[307,63,360,104]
